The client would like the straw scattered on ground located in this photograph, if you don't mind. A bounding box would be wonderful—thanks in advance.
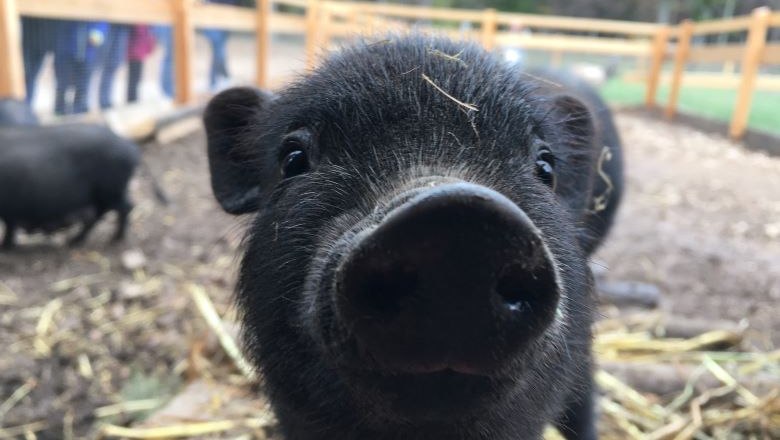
[1,111,778,439]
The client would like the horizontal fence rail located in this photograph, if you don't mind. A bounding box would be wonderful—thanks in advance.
[0,0,777,140]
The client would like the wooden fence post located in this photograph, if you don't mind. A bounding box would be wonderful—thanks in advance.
[173,0,194,105]
[664,20,693,119]
[481,8,497,50]
[347,4,367,38]
[315,5,331,62]
[305,0,320,69]
[645,25,670,108]
[729,7,771,140]
[256,0,270,88]
[0,0,25,99]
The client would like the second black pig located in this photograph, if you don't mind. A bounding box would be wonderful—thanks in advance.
[0,124,139,248]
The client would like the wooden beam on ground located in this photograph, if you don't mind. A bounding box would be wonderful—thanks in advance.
[645,25,670,108]
[665,20,693,119]
[0,0,24,99]
[730,7,771,140]
[256,0,270,88]
[173,0,194,105]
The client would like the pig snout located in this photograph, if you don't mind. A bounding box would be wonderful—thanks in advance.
[335,182,561,376]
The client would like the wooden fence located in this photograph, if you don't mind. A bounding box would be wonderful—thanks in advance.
[311,1,661,66]
[647,7,780,139]
[0,0,776,139]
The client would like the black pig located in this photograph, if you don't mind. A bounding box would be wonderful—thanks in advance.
[0,124,139,248]
[205,35,623,439]
[0,99,39,127]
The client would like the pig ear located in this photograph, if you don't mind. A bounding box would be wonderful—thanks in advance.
[545,94,598,216]
[204,87,274,215]
[551,94,594,141]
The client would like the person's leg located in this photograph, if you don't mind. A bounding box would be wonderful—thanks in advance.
[23,50,46,104]
[203,29,220,89]
[154,26,174,98]
[99,25,130,109]
[22,18,49,104]
[215,31,229,80]
[53,54,72,115]
[73,59,91,114]
[127,60,143,103]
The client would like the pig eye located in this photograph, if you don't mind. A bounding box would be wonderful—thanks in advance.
[535,150,556,188]
[281,150,310,179]
[280,129,314,179]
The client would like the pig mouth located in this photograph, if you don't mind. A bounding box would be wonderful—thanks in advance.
[344,366,512,420]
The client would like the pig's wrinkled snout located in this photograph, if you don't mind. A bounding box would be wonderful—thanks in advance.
[336,182,561,375]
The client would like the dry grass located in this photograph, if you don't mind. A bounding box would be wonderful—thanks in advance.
[1,114,778,439]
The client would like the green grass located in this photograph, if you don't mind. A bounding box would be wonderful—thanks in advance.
[599,78,780,135]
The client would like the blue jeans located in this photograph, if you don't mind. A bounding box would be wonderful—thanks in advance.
[202,29,229,89]
[54,57,92,115]
[98,24,130,109]
[22,18,55,104]
[154,26,174,98]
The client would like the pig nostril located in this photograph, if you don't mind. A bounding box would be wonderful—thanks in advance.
[347,263,419,318]
[496,261,556,313]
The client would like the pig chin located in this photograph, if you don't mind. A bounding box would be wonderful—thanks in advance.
[345,368,513,422]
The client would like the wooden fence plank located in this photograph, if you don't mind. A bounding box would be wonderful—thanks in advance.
[305,0,319,69]
[497,11,659,36]
[18,0,174,24]
[173,0,194,105]
[328,1,483,22]
[314,6,331,64]
[481,8,497,50]
[256,0,270,88]
[771,12,780,27]
[645,26,670,108]
[665,20,693,119]
[0,0,24,99]
[729,7,771,139]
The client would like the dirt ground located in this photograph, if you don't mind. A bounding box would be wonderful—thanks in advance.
[1,111,778,438]
[596,112,780,351]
